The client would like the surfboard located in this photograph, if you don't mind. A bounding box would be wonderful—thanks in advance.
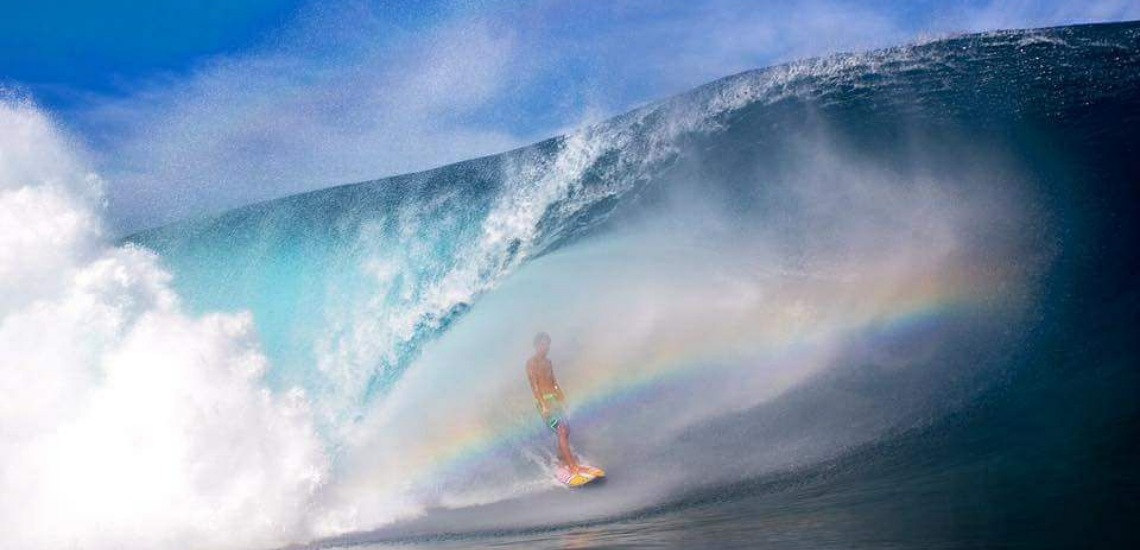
[556,464,606,487]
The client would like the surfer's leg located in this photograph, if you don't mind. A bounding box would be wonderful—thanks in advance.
[556,424,579,470]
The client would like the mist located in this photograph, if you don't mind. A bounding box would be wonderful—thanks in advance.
[308,122,1046,536]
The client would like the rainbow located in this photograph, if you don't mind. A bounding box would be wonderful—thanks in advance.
[383,256,1026,490]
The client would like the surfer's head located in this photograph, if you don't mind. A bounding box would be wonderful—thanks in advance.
[534,332,551,356]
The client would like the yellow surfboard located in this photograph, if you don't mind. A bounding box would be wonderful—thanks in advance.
[556,464,606,487]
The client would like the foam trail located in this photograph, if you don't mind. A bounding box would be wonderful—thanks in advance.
[0,98,328,550]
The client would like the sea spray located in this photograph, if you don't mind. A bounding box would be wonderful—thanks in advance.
[0,98,328,550]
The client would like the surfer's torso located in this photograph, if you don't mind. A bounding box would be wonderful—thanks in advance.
[526,356,561,401]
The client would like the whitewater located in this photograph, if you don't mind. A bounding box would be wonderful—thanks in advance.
[2,22,1138,550]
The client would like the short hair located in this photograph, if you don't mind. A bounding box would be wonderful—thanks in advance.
[534,332,551,346]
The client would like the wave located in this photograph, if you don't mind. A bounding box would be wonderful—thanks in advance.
[3,21,1138,549]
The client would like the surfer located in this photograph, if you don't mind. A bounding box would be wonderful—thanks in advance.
[526,332,583,473]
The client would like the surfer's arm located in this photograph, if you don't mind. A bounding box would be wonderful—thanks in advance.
[550,370,566,402]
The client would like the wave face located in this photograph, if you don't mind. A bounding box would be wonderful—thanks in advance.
[106,21,1138,548]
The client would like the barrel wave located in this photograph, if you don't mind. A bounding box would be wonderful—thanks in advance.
[107,21,1140,548]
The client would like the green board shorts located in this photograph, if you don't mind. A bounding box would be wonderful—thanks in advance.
[537,394,567,432]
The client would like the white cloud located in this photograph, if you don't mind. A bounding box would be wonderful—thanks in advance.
[955,0,1140,32]
[83,8,534,232]
[586,0,907,94]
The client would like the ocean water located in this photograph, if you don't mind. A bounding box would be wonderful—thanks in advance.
[1,21,1134,550]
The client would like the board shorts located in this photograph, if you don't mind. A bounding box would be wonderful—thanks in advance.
[537,394,567,432]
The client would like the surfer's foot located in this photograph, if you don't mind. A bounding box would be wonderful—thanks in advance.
[570,465,604,478]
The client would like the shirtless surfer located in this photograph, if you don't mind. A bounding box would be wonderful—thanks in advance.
[526,332,603,483]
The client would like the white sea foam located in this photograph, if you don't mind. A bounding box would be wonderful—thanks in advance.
[0,98,329,550]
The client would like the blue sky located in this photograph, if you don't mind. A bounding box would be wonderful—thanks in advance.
[3,0,1137,232]
[2,1,299,97]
